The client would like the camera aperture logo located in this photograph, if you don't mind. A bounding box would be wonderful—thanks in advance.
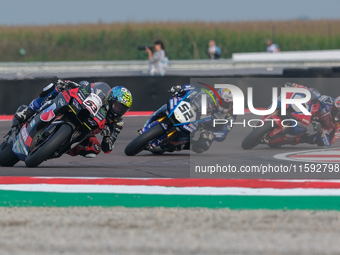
[199,83,312,128]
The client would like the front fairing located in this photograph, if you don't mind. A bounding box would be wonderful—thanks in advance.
[168,91,211,133]
[61,88,106,131]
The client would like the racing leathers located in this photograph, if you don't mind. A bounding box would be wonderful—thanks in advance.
[145,84,235,153]
[288,83,340,146]
[12,79,123,157]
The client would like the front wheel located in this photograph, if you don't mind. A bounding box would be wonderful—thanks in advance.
[0,142,19,167]
[125,124,166,156]
[242,121,276,150]
[25,124,72,167]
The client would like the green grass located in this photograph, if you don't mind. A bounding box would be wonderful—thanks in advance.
[0,20,339,62]
[1,190,340,210]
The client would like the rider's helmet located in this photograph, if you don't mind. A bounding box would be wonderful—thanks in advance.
[104,86,133,117]
[217,88,233,111]
[190,90,215,115]
[284,82,321,105]
[331,96,340,121]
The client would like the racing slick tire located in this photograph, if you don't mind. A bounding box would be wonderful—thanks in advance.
[125,124,166,156]
[0,142,20,167]
[242,121,276,150]
[25,124,72,167]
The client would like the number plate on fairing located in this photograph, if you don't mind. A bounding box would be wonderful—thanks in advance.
[173,101,196,123]
[83,93,102,116]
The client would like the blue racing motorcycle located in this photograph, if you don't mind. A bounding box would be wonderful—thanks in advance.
[125,90,211,156]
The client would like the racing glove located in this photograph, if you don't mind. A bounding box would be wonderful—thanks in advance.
[101,125,114,153]
[212,111,231,120]
[55,79,80,91]
[55,79,69,91]
[101,136,114,153]
[168,85,185,97]
[200,131,214,141]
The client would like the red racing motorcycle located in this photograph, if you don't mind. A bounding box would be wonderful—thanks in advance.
[0,83,109,167]
[242,91,320,150]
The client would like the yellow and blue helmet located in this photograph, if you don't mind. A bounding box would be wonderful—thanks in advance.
[105,86,133,117]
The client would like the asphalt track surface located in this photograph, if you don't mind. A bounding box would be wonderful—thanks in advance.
[0,116,190,178]
[0,115,339,178]
[1,116,340,255]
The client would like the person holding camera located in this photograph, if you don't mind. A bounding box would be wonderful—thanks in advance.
[145,40,168,76]
[207,39,221,60]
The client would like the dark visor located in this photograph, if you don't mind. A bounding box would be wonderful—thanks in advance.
[111,102,129,116]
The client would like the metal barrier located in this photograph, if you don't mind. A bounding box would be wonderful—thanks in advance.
[1,59,340,79]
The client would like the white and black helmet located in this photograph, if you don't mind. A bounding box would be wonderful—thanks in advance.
[217,88,233,110]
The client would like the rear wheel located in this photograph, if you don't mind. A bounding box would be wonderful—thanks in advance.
[125,124,166,156]
[0,142,19,167]
[25,124,72,167]
[242,121,276,150]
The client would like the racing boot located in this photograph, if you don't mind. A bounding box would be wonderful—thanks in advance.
[191,131,214,153]
[175,142,190,151]
[68,136,101,158]
[12,105,35,128]
[183,142,190,150]
[298,133,317,145]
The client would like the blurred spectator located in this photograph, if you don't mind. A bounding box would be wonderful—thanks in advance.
[266,39,281,53]
[207,40,221,59]
[145,40,168,76]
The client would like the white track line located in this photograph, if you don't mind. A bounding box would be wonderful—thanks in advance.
[1,184,340,196]
[274,147,340,163]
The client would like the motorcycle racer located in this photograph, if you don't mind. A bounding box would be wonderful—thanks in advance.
[284,82,340,146]
[11,79,133,158]
[145,84,235,153]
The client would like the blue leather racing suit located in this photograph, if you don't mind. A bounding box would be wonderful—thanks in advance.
[145,84,235,153]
